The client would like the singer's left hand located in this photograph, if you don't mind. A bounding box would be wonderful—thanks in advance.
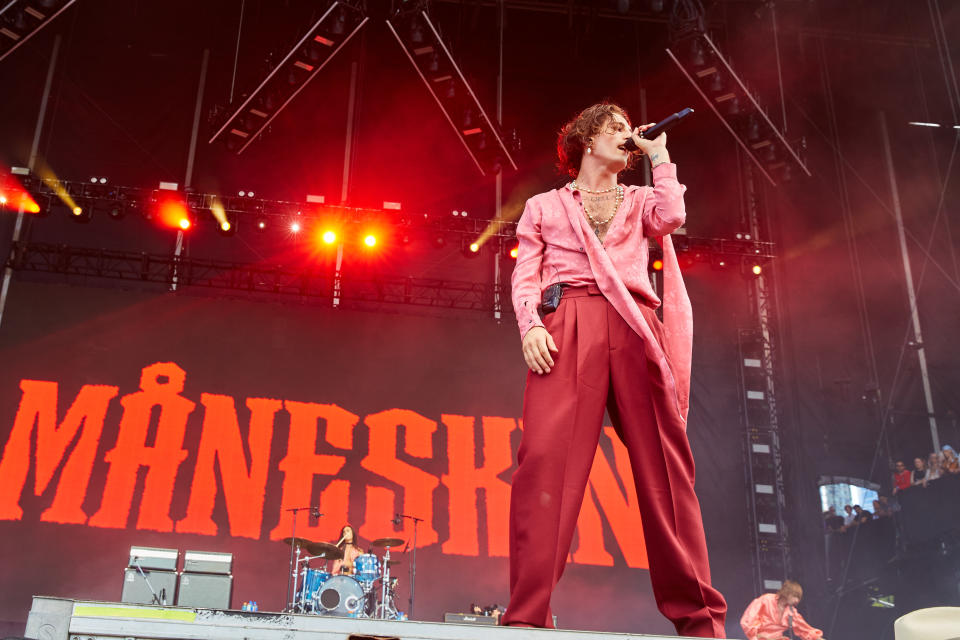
[630,124,670,167]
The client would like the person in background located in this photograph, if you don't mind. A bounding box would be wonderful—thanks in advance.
[892,460,912,494]
[942,446,960,474]
[912,457,928,487]
[872,499,887,518]
[842,505,856,527]
[879,494,900,514]
[927,451,943,482]
[740,580,824,640]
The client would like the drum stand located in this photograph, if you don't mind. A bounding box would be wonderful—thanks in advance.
[376,545,400,620]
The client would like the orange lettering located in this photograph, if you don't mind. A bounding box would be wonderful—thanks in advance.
[177,394,281,538]
[268,401,358,541]
[88,363,193,531]
[360,409,439,546]
[440,415,514,557]
[0,380,118,522]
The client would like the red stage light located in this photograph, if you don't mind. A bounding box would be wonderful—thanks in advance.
[290,222,302,233]
[652,259,663,271]
[322,230,337,244]
[751,264,762,276]
[509,246,518,259]
[179,217,191,230]
[363,234,377,248]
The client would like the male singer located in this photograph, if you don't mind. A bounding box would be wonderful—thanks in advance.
[503,102,727,638]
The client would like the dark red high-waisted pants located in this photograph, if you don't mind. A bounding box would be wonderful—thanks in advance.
[502,285,727,638]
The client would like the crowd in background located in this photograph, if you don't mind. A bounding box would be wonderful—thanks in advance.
[891,445,960,492]
[821,444,960,534]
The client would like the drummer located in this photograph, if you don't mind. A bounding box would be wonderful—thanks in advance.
[331,524,363,575]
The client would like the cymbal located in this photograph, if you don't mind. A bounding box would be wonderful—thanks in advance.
[281,537,343,559]
[282,536,317,549]
[371,537,405,548]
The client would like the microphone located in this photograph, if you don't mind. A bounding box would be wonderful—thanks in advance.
[392,514,403,526]
[310,507,322,519]
[621,108,695,152]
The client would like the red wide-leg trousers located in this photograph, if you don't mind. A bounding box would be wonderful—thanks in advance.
[502,286,727,638]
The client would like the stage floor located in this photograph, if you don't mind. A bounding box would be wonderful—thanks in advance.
[24,596,688,640]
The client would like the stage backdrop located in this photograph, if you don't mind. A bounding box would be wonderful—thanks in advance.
[0,276,753,637]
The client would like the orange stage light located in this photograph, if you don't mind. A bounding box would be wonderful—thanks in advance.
[469,242,480,253]
[751,264,762,276]
[363,234,377,248]
[652,259,664,271]
[322,230,337,244]
[157,198,191,231]
[509,246,518,259]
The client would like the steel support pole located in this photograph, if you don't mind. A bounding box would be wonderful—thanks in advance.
[879,111,940,452]
[0,34,61,329]
[334,60,360,309]
[172,48,210,292]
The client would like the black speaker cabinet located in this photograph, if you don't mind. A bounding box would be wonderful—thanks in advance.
[121,568,177,605]
[176,572,232,609]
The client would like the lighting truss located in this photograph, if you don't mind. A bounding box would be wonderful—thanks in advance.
[209,1,368,154]
[386,7,517,176]
[666,33,811,187]
[7,242,497,311]
[0,0,77,63]
[8,173,776,260]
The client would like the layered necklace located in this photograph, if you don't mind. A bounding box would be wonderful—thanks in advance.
[572,180,624,239]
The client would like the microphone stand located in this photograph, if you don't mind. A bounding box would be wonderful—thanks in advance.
[398,514,423,618]
[284,506,321,612]
[131,556,164,606]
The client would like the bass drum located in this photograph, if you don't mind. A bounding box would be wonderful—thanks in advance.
[316,575,365,616]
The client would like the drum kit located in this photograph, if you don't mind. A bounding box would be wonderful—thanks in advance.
[283,535,407,619]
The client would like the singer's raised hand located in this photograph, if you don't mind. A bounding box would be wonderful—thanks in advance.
[630,124,670,167]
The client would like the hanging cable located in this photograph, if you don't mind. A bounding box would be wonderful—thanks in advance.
[229,0,247,104]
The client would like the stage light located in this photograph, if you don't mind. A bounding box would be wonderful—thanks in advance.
[72,206,82,216]
[222,221,231,231]
[179,217,191,230]
[752,264,762,276]
[509,245,518,259]
[291,222,302,233]
[256,218,267,231]
[69,204,92,223]
[0,195,6,206]
[460,236,481,257]
[652,259,664,271]
[363,234,377,247]
[322,230,337,244]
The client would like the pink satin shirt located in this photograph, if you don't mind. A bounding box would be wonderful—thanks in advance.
[510,162,694,423]
[740,593,824,640]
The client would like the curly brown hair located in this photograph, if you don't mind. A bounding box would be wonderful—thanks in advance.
[557,102,638,178]
[777,580,803,601]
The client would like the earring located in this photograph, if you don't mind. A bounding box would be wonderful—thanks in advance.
[586,147,592,154]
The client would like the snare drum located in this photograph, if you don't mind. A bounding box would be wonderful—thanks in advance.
[354,553,380,583]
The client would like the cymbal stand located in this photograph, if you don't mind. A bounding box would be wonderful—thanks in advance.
[283,505,321,612]
[376,545,400,619]
[398,513,423,618]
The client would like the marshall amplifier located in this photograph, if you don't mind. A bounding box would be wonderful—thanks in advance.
[121,568,177,605]
[128,546,178,571]
[183,550,233,575]
[177,572,232,609]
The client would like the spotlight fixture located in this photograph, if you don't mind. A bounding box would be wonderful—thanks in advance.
[291,222,302,233]
[460,235,481,258]
[363,233,377,248]
[255,217,267,231]
[216,213,238,236]
[69,204,92,223]
[322,230,337,244]
[209,1,369,154]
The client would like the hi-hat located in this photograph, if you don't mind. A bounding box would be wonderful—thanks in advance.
[371,537,405,548]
